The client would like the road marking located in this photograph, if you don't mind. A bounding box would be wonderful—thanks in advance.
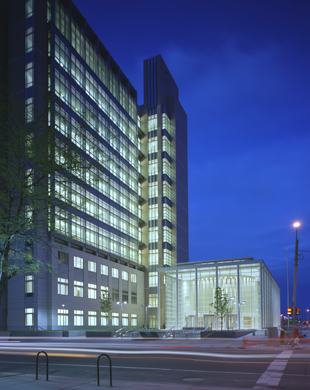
[253,349,293,388]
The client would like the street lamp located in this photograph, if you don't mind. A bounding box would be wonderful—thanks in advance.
[141,305,150,329]
[234,301,245,330]
[307,309,309,323]
[291,222,300,337]
[116,301,127,327]
[62,304,65,332]
[221,296,235,330]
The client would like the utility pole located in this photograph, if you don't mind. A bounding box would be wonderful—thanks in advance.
[291,222,300,338]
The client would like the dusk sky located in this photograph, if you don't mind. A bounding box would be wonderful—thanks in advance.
[73,0,310,317]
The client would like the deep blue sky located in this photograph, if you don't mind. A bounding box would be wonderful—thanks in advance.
[73,0,310,318]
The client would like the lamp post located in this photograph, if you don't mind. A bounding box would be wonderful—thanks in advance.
[291,222,300,337]
[141,305,150,329]
[234,301,245,329]
[62,304,65,332]
[221,296,235,330]
[116,301,127,327]
[307,309,309,324]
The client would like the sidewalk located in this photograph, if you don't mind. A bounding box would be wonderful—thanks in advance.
[0,372,255,390]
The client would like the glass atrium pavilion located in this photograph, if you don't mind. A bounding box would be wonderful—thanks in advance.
[158,258,280,330]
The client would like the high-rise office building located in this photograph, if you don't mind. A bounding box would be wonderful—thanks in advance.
[0,0,188,330]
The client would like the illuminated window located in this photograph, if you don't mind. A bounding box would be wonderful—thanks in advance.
[25,308,34,326]
[149,294,158,308]
[25,62,34,88]
[25,97,34,123]
[122,313,129,326]
[25,0,33,18]
[57,278,68,295]
[131,314,137,326]
[25,275,34,293]
[74,281,83,297]
[122,271,128,281]
[131,274,137,283]
[101,264,108,275]
[112,268,119,278]
[88,284,97,299]
[112,313,119,326]
[88,311,97,326]
[88,260,96,273]
[58,309,68,326]
[74,310,83,326]
[101,313,108,326]
[149,272,158,287]
[101,286,108,299]
[25,27,34,53]
[74,256,83,269]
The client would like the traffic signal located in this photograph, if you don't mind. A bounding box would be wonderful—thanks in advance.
[297,308,301,315]
[287,307,292,315]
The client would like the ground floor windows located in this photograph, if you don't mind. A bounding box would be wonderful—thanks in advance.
[25,308,34,326]
[101,314,108,326]
[88,311,97,326]
[58,309,69,326]
[112,313,119,326]
[131,314,137,326]
[149,294,158,308]
[122,313,129,326]
[74,310,84,326]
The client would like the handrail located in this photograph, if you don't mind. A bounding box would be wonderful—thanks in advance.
[36,351,48,381]
[97,353,113,387]
[124,327,136,334]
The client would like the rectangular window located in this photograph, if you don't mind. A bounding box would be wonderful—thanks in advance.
[131,314,137,326]
[58,309,68,326]
[112,313,119,326]
[122,313,129,326]
[25,97,34,123]
[88,260,96,273]
[25,275,34,293]
[25,62,34,88]
[25,0,34,18]
[58,251,68,265]
[88,311,97,326]
[131,274,137,283]
[25,308,34,326]
[74,280,83,297]
[101,313,108,326]
[122,291,128,302]
[149,294,158,308]
[74,310,83,326]
[74,256,83,269]
[101,285,108,299]
[131,291,137,305]
[57,278,68,295]
[88,283,97,299]
[122,271,128,281]
[101,264,108,275]
[149,272,158,288]
[112,268,119,278]
[112,288,119,302]
[25,27,34,53]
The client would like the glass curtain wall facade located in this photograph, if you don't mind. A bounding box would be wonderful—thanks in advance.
[159,258,280,330]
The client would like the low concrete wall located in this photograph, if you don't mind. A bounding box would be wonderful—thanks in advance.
[86,331,115,337]
[201,330,252,338]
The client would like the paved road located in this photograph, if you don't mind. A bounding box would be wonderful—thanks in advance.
[1,337,310,389]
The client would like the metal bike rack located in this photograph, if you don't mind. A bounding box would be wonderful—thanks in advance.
[36,351,49,381]
[97,353,113,387]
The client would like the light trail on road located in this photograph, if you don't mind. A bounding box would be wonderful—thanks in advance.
[1,345,310,360]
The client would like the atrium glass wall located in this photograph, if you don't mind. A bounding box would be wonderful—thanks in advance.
[159,259,280,330]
